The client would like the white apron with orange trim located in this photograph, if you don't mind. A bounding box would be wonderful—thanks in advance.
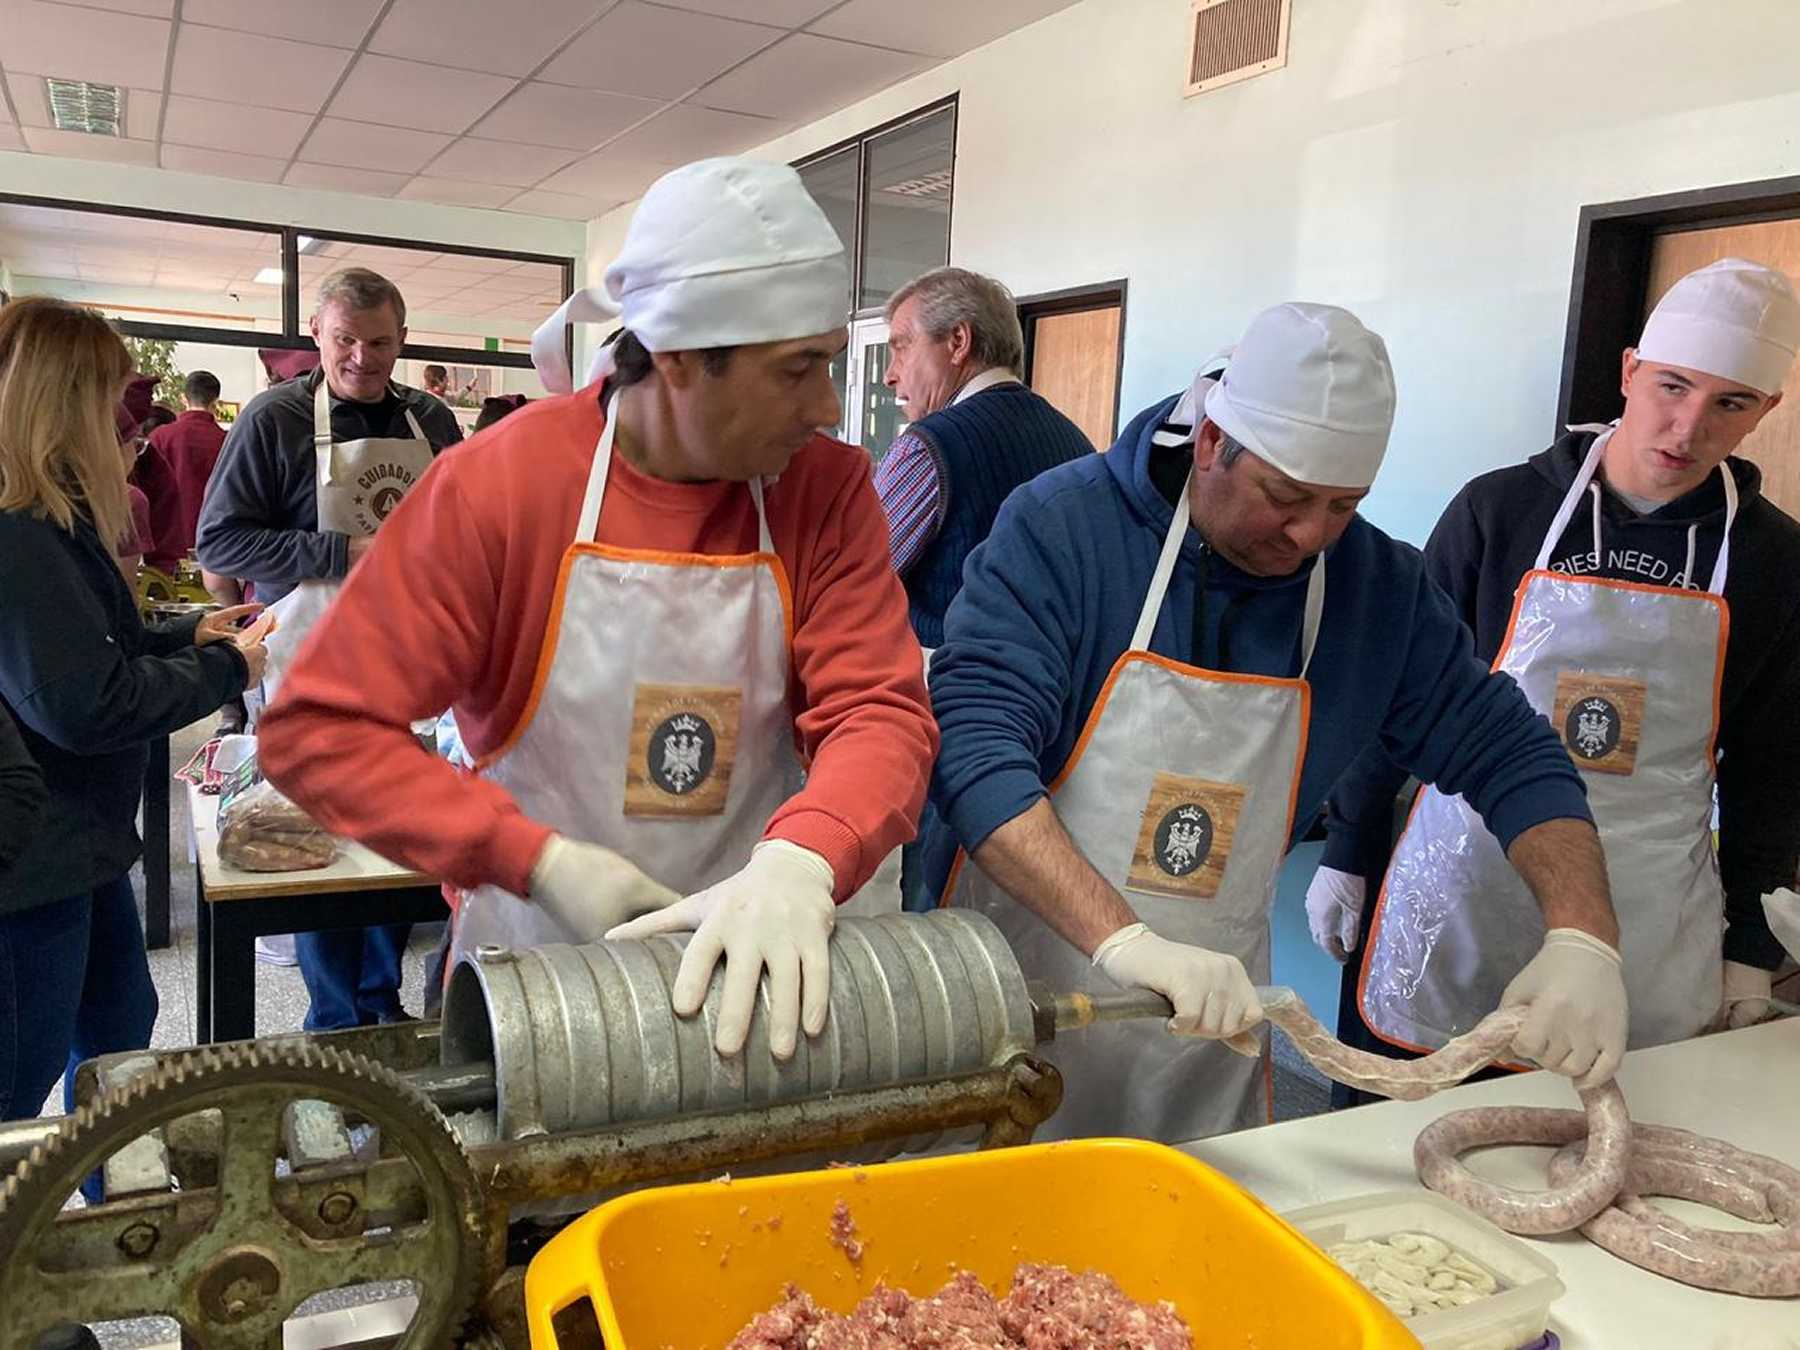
[449,391,812,964]
[1360,431,1734,1053]
[944,478,1320,1144]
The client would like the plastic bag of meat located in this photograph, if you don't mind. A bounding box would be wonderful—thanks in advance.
[216,751,338,873]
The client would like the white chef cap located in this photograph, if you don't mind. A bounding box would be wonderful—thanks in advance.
[1635,257,1800,397]
[1203,302,1396,490]
[532,156,849,394]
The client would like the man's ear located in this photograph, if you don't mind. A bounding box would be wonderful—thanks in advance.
[947,321,975,367]
[1192,418,1223,473]
[1619,348,1640,401]
[651,348,698,390]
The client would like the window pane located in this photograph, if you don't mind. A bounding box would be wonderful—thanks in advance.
[0,203,283,335]
[797,145,858,322]
[859,108,954,311]
[298,240,564,361]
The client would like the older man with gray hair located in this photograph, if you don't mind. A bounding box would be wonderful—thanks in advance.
[197,265,461,1033]
[876,267,1094,652]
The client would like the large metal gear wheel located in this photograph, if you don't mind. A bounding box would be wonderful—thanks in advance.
[0,1041,485,1350]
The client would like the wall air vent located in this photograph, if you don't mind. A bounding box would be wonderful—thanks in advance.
[1185,0,1291,97]
[46,78,124,136]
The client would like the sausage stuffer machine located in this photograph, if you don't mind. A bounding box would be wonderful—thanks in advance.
[0,910,1191,1350]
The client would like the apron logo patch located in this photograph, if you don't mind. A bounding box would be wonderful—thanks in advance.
[1127,772,1246,901]
[1551,671,1646,776]
[626,683,741,817]
[348,463,419,533]
[649,712,716,795]
[1153,804,1213,877]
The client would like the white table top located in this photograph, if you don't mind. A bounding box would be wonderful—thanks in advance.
[188,781,433,901]
[1182,1018,1800,1348]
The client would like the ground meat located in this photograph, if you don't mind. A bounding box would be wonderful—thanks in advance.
[830,1199,865,1264]
[724,1266,1191,1349]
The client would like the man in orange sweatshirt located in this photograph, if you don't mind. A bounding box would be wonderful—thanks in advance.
[259,157,936,1063]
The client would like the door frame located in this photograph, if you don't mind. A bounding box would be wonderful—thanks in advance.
[843,315,893,451]
[1016,279,1129,445]
[1558,172,1800,435]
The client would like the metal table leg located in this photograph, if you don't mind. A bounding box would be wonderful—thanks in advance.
[142,735,170,950]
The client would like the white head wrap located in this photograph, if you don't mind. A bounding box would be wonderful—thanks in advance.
[1635,257,1800,397]
[1203,302,1396,490]
[532,156,849,394]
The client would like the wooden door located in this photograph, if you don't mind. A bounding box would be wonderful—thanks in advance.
[1646,220,1800,516]
[1027,304,1122,450]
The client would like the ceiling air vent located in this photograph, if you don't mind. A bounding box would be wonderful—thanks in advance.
[1185,0,1291,97]
[46,78,124,136]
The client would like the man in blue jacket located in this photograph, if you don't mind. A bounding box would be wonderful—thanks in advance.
[925,302,1628,1143]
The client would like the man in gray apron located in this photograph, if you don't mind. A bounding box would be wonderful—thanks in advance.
[1322,258,1800,1075]
[197,267,462,1031]
[925,303,1630,1144]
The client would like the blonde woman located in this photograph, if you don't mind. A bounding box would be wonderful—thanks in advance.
[0,297,267,1131]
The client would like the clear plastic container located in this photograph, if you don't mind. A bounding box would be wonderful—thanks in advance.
[1284,1190,1565,1350]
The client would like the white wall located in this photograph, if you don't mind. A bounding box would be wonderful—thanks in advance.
[580,0,1800,544]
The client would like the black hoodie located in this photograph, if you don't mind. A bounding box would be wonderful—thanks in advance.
[1324,429,1800,970]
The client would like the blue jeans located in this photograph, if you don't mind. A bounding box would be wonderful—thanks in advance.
[296,923,411,1031]
[0,873,159,1122]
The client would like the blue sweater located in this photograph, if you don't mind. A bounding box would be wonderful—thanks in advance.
[921,396,1592,897]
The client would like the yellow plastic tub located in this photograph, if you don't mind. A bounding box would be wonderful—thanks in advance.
[524,1138,1418,1348]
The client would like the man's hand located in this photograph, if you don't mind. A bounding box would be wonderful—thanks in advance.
[1500,928,1628,1088]
[1721,960,1774,1030]
[527,834,682,943]
[606,839,836,1061]
[346,535,375,566]
[1092,923,1263,1056]
[1305,866,1365,962]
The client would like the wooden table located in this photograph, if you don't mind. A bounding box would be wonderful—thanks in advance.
[188,783,450,1042]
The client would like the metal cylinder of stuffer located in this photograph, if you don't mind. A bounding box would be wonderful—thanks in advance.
[440,911,1037,1143]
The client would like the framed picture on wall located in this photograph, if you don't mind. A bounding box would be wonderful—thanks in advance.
[214,400,241,425]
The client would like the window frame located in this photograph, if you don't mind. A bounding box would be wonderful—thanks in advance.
[0,191,577,373]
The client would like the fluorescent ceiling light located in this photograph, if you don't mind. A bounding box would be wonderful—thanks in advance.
[46,79,123,137]
[253,267,284,285]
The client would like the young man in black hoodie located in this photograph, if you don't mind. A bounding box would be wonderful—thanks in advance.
[1316,258,1800,1093]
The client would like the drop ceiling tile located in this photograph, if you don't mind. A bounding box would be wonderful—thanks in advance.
[808,0,1080,58]
[537,151,661,202]
[21,126,158,164]
[369,0,601,78]
[396,176,518,209]
[123,89,161,140]
[340,244,443,271]
[329,54,516,135]
[421,136,577,188]
[15,259,81,279]
[430,252,522,275]
[161,93,315,157]
[0,125,22,152]
[600,102,777,165]
[473,83,662,151]
[539,2,780,100]
[80,265,157,285]
[160,144,290,183]
[180,0,384,46]
[283,162,410,196]
[79,0,173,14]
[656,0,838,24]
[79,246,164,269]
[700,33,931,120]
[503,188,617,219]
[300,118,453,174]
[3,74,48,128]
[0,1,172,88]
[170,24,352,114]
[2,245,76,266]
[154,270,233,291]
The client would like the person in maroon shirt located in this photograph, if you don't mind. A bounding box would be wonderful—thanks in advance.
[143,371,226,571]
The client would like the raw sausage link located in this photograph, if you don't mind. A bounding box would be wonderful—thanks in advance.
[1259,991,1800,1294]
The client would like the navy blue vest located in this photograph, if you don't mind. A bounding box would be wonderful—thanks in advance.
[904,382,1094,646]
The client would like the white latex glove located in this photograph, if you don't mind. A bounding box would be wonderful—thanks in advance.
[1305,866,1365,962]
[1764,888,1800,966]
[606,839,836,1060]
[1091,922,1263,1057]
[1722,959,1774,1029]
[1500,927,1628,1089]
[527,834,681,943]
